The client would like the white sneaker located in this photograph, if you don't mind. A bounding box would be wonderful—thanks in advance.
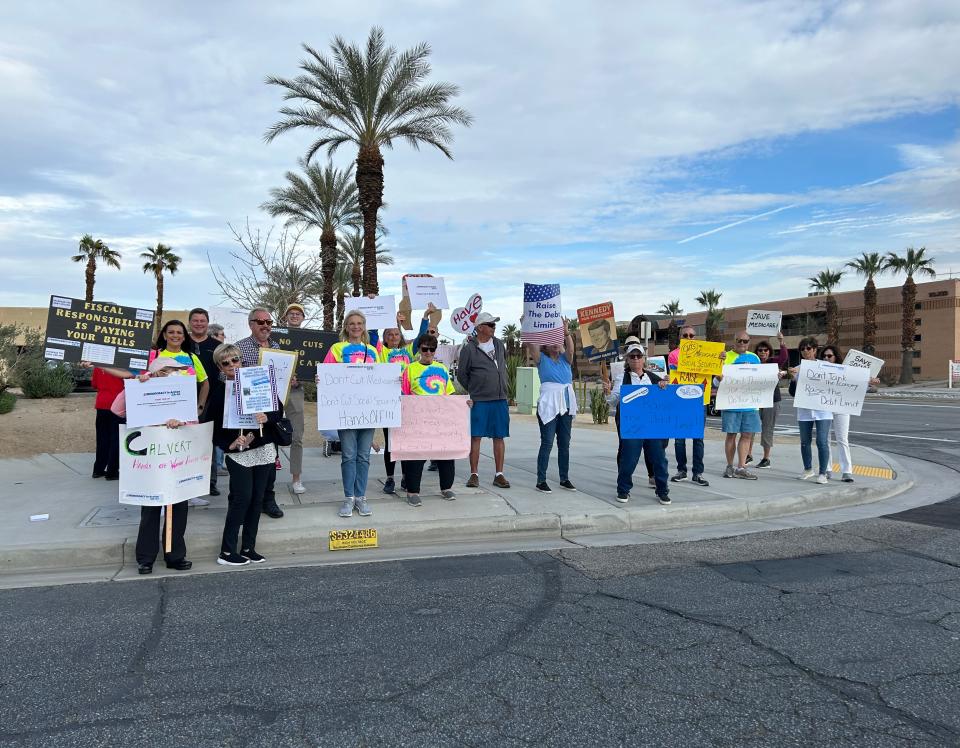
[292,481,306,495]
[816,474,829,485]
[188,497,210,507]
[799,469,816,481]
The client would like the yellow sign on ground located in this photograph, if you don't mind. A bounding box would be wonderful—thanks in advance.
[670,370,711,404]
[329,528,379,551]
[678,340,726,376]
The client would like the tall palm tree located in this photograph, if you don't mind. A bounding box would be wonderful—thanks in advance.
[808,269,844,346]
[333,261,352,329]
[71,234,121,302]
[845,252,887,355]
[140,244,182,333]
[885,246,936,384]
[338,231,393,297]
[695,289,723,342]
[658,299,684,349]
[501,323,521,355]
[261,159,360,330]
[264,27,472,295]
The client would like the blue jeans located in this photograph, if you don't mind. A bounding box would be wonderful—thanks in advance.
[537,414,573,483]
[674,438,704,476]
[799,420,830,474]
[618,438,669,496]
[338,428,374,498]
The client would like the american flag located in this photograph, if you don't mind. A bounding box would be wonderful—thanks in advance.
[521,283,565,346]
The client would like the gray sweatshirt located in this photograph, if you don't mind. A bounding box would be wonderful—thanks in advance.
[457,336,509,401]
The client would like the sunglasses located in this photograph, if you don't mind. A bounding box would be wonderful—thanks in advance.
[420,346,437,353]
[480,322,495,328]
[220,356,241,365]
[252,319,273,326]
[627,353,645,359]
[736,338,750,344]
[823,353,835,358]
[757,348,771,354]
[681,333,696,338]
[801,345,816,350]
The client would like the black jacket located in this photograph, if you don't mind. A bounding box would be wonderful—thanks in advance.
[204,377,285,453]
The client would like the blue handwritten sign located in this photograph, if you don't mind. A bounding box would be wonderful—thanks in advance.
[619,384,705,439]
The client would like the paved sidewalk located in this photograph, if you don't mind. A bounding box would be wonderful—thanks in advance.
[0,414,912,577]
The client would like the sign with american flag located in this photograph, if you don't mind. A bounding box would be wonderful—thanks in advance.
[521,283,565,346]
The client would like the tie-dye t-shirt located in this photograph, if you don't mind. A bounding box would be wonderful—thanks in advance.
[323,341,378,364]
[401,361,456,396]
[156,349,207,382]
[376,341,415,366]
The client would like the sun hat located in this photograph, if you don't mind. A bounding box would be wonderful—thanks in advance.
[148,357,189,374]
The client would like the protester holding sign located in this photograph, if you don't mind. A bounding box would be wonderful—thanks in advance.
[720,331,762,481]
[747,332,789,469]
[206,343,285,566]
[667,326,710,487]
[281,303,308,495]
[604,340,671,505]
[525,320,578,494]
[789,337,832,484]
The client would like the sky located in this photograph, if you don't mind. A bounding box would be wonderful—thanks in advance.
[1,0,959,337]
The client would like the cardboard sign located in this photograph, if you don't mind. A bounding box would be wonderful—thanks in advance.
[236,365,279,414]
[316,363,402,430]
[619,385,706,439]
[844,348,884,378]
[678,339,726,377]
[670,370,711,405]
[646,356,668,377]
[390,395,471,461]
[793,360,870,416]
[42,295,155,369]
[223,380,258,429]
[450,293,483,335]
[123,375,198,428]
[405,276,449,310]
[715,363,780,410]
[209,307,251,345]
[577,301,619,362]
[119,422,213,506]
[259,348,298,404]
[746,310,782,336]
[270,326,338,380]
[344,295,397,330]
[521,283,564,345]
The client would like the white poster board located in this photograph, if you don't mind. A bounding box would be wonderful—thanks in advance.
[844,348,884,378]
[646,356,667,377]
[210,307,250,344]
[224,380,258,429]
[715,363,780,410]
[344,295,397,330]
[119,422,213,506]
[435,344,459,368]
[316,363,402,430]
[236,365,279,414]
[123,375,198,428]
[406,277,449,310]
[793,360,870,416]
[259,348,298,404]
[746,310,782,337]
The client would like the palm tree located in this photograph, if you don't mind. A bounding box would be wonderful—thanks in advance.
[695,289,724,342]
[845,252,887,355]
[264,27,472,295]
[885,246,936,384]
[658,299,684,349]
[333,261,352,329]
[71,234,121,302]
[501,323,521,355]
[808,269,844,346]
[261,159,360,330]
[140,244,182,332]
[338,231,393,297]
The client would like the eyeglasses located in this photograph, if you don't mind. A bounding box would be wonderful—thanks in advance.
[756,348,771,354]
[420,346,437,353]
[252,319,273,326]
[627,353,645,359]
[220,356,241,365]
[681,333,696,338]
[736,338,750,344]
[801,345,816,350]
[823,353,835,358]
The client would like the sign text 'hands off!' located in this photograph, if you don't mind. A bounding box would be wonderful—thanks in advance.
[317,364,402,430]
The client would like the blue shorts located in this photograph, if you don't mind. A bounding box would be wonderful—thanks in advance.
[470,399,510,438]
[721,410,762,434]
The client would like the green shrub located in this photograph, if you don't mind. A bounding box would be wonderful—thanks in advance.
[20,362,75,399]
[301,381,317,402]
[505,353,523,404]
[0,391,15,414]
[590,387,610,424]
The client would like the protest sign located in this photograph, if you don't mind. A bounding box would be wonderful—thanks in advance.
[522,283,564,346]
[715,363,779,409]
[577,301,619,361]
[435,344,459,368]
[678,339,726,376]
[844,348,884,378]
[405,276,449,310]
[271,326,338,380]
[390,395,471,460]
[119,422,213,506]
[793,360,870,416]
[746,310,782,336]
[450,293,483,335]
[123,375,198,428]
[259,348,297,403]
[609,360,625,386]
[236,365,279,414]
[42,295,155,369]
[619,385,705,439]
[670,370,711,404]
[317,363,402,430]
[224,379,258,429]
[210,307,250,344]
[646,356,668,377]
[344,295,397,330]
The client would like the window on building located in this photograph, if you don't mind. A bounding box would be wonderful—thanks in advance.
[914,302,922,310]
[912,350,921,358]
[915,318,921,327]
[913,367,921,375]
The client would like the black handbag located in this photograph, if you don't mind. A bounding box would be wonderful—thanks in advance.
[274,417,294,447]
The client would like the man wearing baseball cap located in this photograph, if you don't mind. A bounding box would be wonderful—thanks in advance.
[457,312,511,489]
[282,303,307,495]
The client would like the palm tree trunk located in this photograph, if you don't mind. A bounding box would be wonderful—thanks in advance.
[320,229,336,331]
[336,294,345,329]
[85,257,96,302]
[351,262,361,297]
[155,273,164,335]
[826,294,839,346]
[356,143,384,296]
[862,278,877,354]
[899,276,917,384]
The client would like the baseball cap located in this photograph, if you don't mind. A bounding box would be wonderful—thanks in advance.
[624,339,646,356]
[148,357,189,374]
[284,303,305,318]
[475,312,500,325]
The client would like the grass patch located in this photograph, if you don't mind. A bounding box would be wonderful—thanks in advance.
[0,391,15,414]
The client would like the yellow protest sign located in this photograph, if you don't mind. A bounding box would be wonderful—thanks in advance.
[670,370,711,404]
[678,340,726,376]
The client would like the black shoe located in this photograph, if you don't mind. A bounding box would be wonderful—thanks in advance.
[217,552,250,566]
[616,492,630,503]
[756,458,771,469]
[209,487,221,497]
[535,482,552,493]
[657,493,671,505]
[137,563,153,575]
[427,461,439,472]
[558,480,577,491]
[383,477,396,494]
[691,474,710,487]
[240,549,266,563]
[105,474,119,481]
[165,559,192,571]
[670,471,688,483]
[92,471,106,479]
[746,455,753,464]
[262,502,284,519]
